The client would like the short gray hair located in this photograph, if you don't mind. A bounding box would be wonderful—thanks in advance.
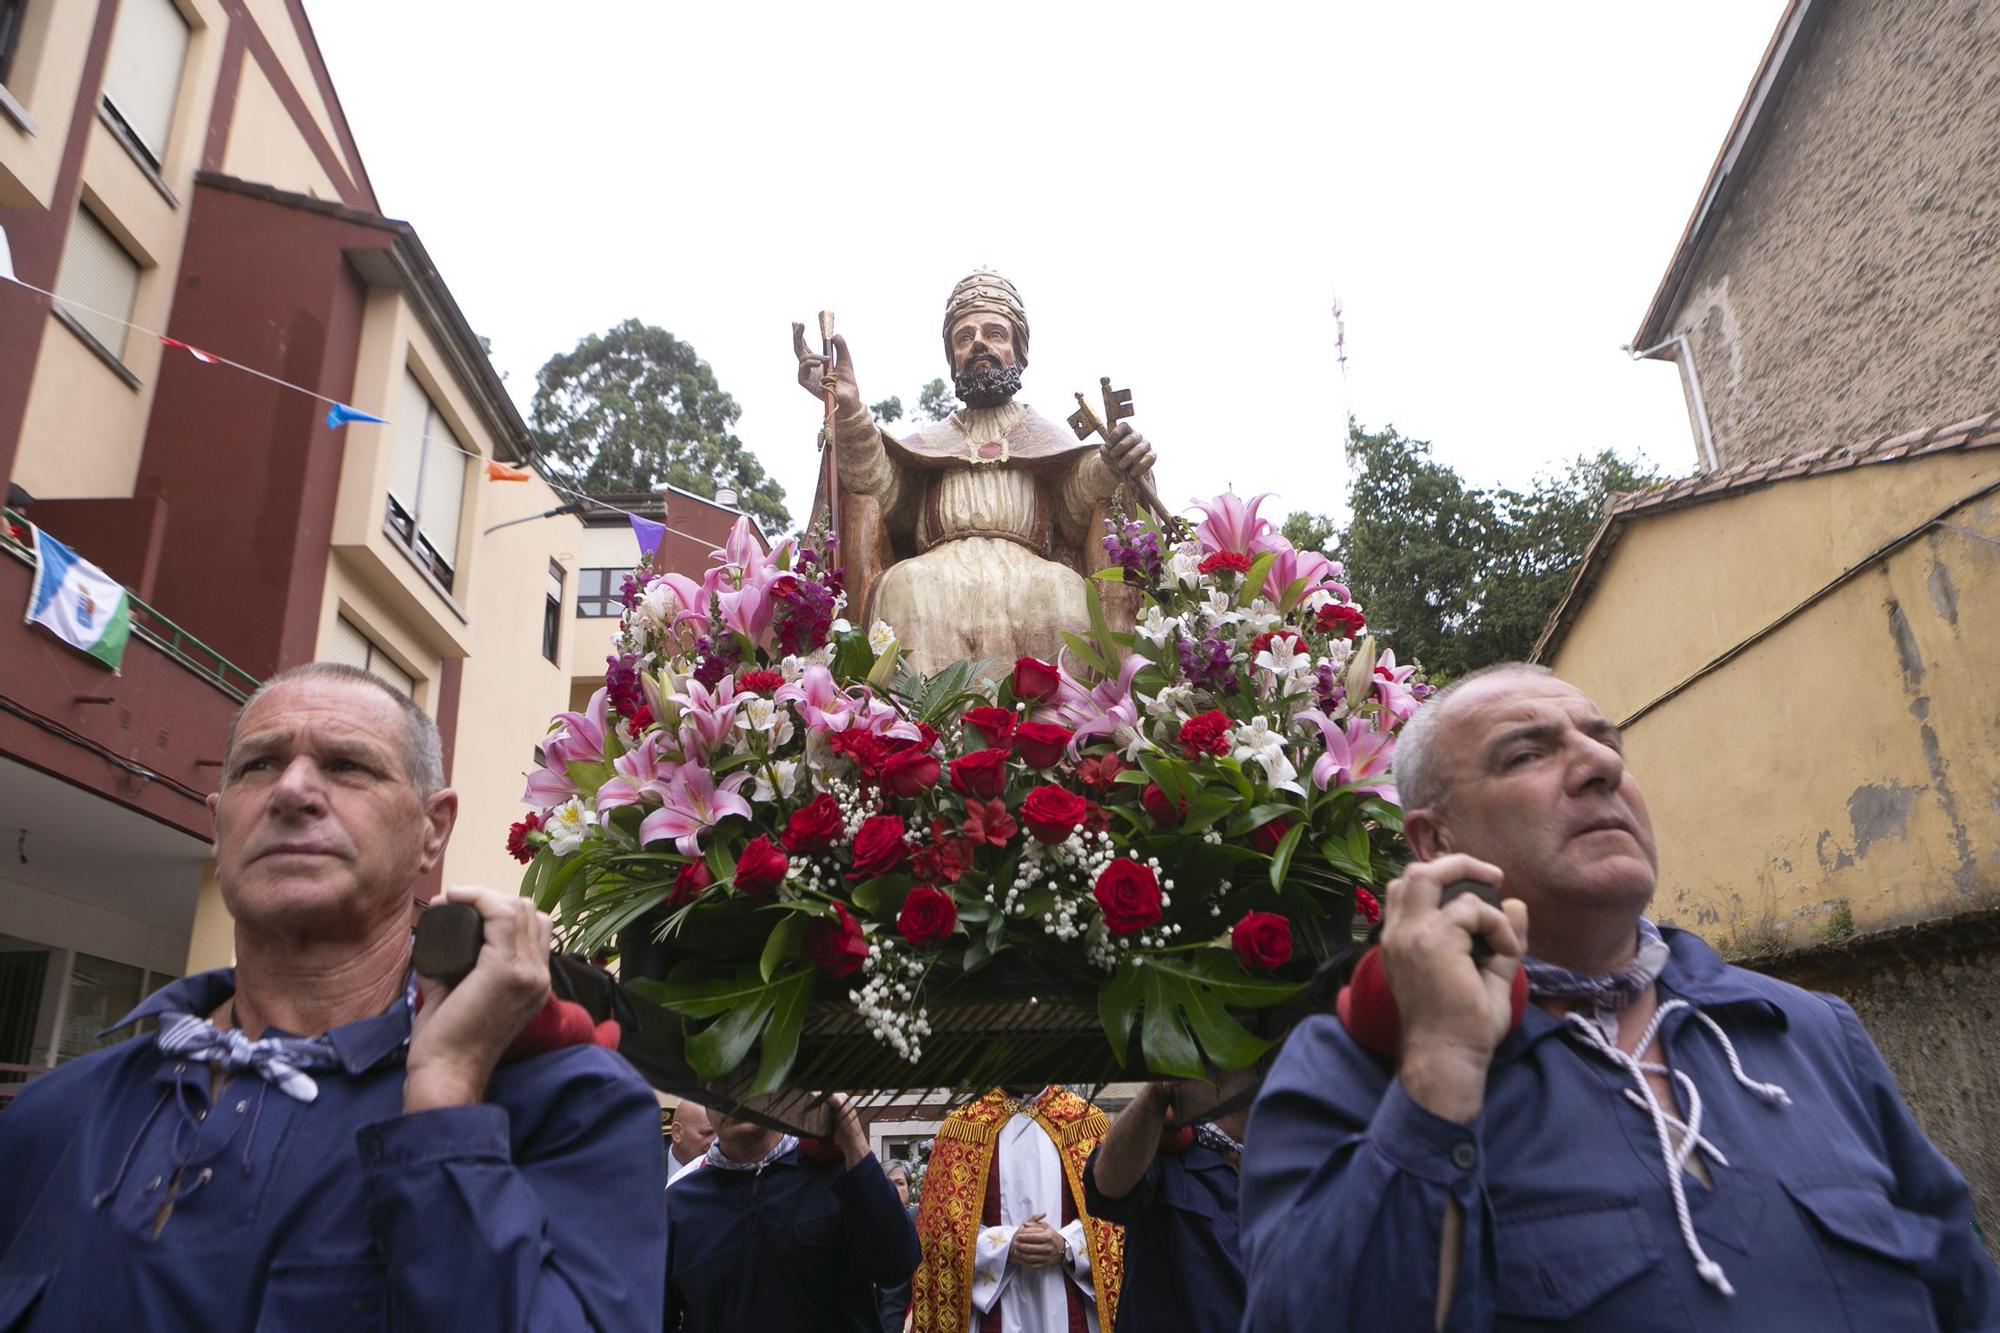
[1394,662,1553,813]
[224,662,445,797]
[883,1160,911,1183]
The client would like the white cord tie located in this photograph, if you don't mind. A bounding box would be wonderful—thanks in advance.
[1562,998,1790,1299]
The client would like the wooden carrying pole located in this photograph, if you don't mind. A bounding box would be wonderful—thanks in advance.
[816,310,841,538]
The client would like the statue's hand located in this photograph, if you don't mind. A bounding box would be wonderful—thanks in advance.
[1102,421,1156,479]
[792,324,863,419]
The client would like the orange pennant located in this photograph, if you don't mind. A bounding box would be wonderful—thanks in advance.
[486,460,532,482]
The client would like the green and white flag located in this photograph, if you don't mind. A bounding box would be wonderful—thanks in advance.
[25,525,131,671]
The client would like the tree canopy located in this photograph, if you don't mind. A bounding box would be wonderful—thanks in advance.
[1329,422,1660,680]
[530,320,789,529]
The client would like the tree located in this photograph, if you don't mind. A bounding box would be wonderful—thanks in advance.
[1334,423,1658,679]
[871,396,905,423]
[1281,510,1338,555]
[530,319,789,529]
[915,378,957,422]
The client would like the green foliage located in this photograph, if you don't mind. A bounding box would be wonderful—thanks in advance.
[1336,423,1660,679]
[1281,510,1338,555]
[870,396,904,423]
[915,378,957,422]
[530,319,789,529]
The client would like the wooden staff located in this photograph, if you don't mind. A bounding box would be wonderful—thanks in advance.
[816,310,841,540]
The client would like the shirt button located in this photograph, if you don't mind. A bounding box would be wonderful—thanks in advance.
[1450,1142,1478,1171]
[236,1100,249,1114]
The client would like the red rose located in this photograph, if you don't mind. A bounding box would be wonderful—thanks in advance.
[829,728,890,780]
[733,836,790,898]
[1012,721,1072,770]
[1021,784,1090,844]
[1248,816,1291,854]
[949,748,1010,800]
[1198,551,1252,575]
[897,885,958,948]
[848,814,909,878]
[879,747,941,798]
[1178,709,1233,759]
[1315,603,1366,639]
[782,793,845,853]
[806,902,868,977]
[505,812,542,864]
[961,706,1018,748]
[1012,656,1061,703]
[1093,858,1163,937]
[669,858,713,907]
[1231,911,1293,970]
[1075,753,1126,790]
[961,798,1017,847]
[737,668,786,694]
[1140,782,1187,827]
[1355,886,1382,926]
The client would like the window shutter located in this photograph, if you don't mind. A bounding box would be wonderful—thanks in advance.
[417,407,466,571]
[389,370,428,514]
[324,616,372,671]
[53,210,140,359]
[102,0,189,164]
[368,651,415,697]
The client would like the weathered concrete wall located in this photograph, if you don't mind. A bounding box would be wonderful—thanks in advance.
[1756,918,2000,1259]
[1666,0,2000,467]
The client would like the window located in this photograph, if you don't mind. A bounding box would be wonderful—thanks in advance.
[101,0,188,167]
[542,560,564,663]
[56,952,145,1063]
[325,614,416,696]
[0,0,28,89]
[386,370,468,592]
[52,208,140,363]
[576,567,629,618]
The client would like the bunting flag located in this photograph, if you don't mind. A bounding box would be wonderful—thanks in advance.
[0,223,14,283]
[631,513,666,559]
[325,402,387,430]
[159,336,219,364]
[25,526,132,671]
[486,460,532,482]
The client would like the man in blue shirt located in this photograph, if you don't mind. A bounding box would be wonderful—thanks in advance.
[664,1091,920,1330]
[1241,663,2000,1331]
[0,663,667,1329]
[1082,1075,1250,1333]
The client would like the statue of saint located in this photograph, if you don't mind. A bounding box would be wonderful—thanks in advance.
[792,271,1157,674]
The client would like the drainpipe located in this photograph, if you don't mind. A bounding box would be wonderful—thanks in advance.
[1625,335,1720,472]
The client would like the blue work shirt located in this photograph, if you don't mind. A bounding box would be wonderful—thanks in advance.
[665,1145,919,1332]
[0,968,667,1330]
[1240,928,2000,1331]
[1082,1139,1244,1333]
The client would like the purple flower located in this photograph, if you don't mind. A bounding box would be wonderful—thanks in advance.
[605,652,646,719]
[772,575,837,656]
[1314,664,1345,713]
[1101,518,1164,586]
[617,572,644,613]
[1177,635,1240,695]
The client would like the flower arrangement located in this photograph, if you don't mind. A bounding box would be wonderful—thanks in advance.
[513,494,1426,1095]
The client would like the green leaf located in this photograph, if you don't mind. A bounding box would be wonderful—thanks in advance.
[704,842,737,885]
[1137,751,1192,805]
[1181,791,1239,833]
[866,642,902,689]
[1059,630,1110,679]
[1226,802,1295,837]
[1138,967,1206,1078]
[746,968,814,1094]
[831,631,876,681]
[1276,574,1313,615]
[1097,961,1144,1066]
[851,873,915,919]
[1092,566,1129,582]
[1180,979,1276,1069]
[759,915,805,982]
[1269,821,1306,890]
[685,989,776,1080]
[564,759,614,796]
[1242,552,1276,602]
[1086,581,1126,679]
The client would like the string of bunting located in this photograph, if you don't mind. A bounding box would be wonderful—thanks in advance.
[0,244,746,558]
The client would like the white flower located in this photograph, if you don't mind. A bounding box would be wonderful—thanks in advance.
[546,797,595,856]
[867,620,897,655]
[1300,588,1335,615]
[1136,606,1180,647]
[779,654,807,682]
[1146,683,1198,721]
[750,759,801,803]
[1255,633,1314,694]
[735,696,795,746]
[1231,716,1301,793]
[1168,543,1204,587]
[1202,589,1241,626]
[635,579,681,632]
[831,617,854,636]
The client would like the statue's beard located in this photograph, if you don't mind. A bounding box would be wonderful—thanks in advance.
[953,358,1023,409]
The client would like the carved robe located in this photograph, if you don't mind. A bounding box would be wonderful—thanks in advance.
[819,402,1147,675]
[910,1086,1124,1333]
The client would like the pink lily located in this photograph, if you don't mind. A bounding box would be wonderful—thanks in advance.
[1299,709,1399,803]
[596,731,679,818]
[1192,491,1281,556]
[639,763,753,857]
[1262,545,1351,606]
[776,664,857,732]
[522,688,609,807]
[1060,653,1150,757]
[669,676,744,761]
[1372,649,1421,723]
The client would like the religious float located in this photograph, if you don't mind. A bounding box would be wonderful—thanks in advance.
[507,273,1428,1106]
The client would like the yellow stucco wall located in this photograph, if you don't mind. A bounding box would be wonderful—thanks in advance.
[0,0,95,210]
[1552,451,2000,952]
[219,48,341,201]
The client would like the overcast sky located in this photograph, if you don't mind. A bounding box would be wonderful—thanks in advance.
[306,2,1787,531]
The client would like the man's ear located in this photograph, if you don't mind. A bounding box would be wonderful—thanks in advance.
[417,789,458,873]
[1404,808,1452,862]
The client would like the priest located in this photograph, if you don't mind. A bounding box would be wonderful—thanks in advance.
[910,1085,1124,1333]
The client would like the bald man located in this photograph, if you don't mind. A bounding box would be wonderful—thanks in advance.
[667,1101,715,1189]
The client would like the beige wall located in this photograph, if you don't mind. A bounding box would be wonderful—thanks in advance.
[1662,0,2000,468]
[566,522,643,686]
[1551,451,2000,950]
[0,0,96,210]
[219,50,341,200]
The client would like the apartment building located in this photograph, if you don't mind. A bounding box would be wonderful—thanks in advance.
[0,0,582,1079]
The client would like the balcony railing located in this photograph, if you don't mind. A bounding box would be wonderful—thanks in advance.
[2,507,261,701]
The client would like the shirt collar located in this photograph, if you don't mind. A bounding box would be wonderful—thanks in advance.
[105,966,416,1077]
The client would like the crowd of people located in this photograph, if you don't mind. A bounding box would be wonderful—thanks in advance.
[1,660,1994,1330]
